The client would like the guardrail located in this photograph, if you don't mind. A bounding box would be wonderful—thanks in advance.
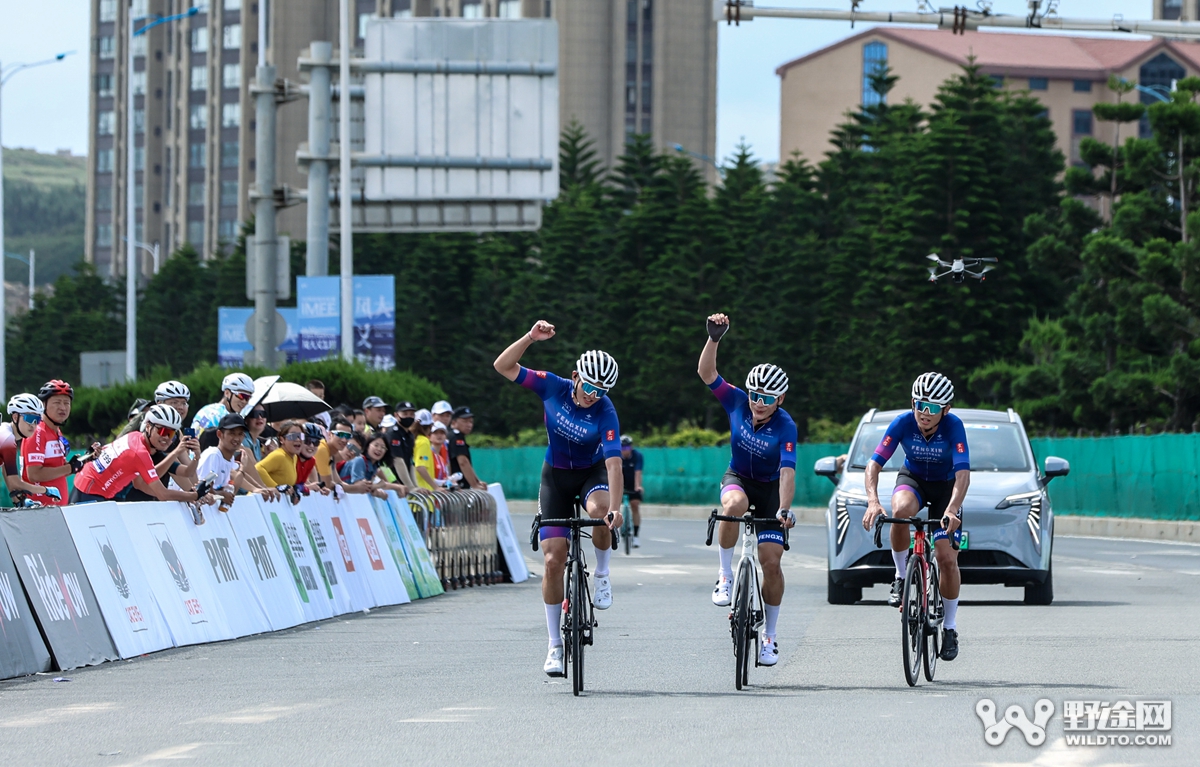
[407,489,502,589]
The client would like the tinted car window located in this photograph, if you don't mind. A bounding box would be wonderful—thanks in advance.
[847,421,1029,472]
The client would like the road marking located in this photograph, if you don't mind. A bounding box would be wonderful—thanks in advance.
[2,702,118,728]
[195,703,315,724]
[113,743,209,766]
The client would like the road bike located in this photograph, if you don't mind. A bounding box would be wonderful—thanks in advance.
[873,515,953,686]
[705,508,788,691]
[530,501,619,696]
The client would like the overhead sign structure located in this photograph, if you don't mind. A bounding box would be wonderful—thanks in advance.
[219,307,298,368]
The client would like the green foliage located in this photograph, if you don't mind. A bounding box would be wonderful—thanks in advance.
[2,147,87,285]
[470,429,547,448]
[806,417,858,444]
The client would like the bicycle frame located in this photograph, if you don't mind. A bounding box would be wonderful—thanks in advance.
[873,515,947,685]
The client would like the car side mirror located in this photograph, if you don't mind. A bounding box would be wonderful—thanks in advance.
[814,456,840,485]
[1043,456,1070,483]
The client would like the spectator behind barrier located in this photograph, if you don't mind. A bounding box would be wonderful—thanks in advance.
[363,396,387,433]
[195,413,280,502]
[351,408,366,432]
[24,379,91,507]
[256,420,303,487]
[315,415,356,491]
[296,423,328,493]
[305,379,326,402]
[449,406,487,490]
[194,372,256,449]
[431,400,452,471]
[414,421,452,491]
[3,394,58,502]
[386,400,417,488]
[341,432,408,499]
[243,407,268,463]
[122,380,192,437]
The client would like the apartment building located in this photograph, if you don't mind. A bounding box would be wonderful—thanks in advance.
[86,0,718,277]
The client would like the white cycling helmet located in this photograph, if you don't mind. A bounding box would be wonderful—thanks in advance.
[221,372,255,395]
[142,403,183,432]
[911,372,954,405]
[154,380,191,402]
[745,364,789,396]
[7,393,44,416]
[575,350,619,389]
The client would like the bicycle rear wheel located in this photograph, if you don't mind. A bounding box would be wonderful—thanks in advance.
[571,559,587,696]
[923,558,942,682]
[732,559,753,690]
[901,554,924,687]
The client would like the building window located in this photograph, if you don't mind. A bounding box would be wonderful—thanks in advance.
[222,63,241,90]
[132,35,147,57]
[97,149,114,172]
[96,186,112,211]
[1073,79,1093,93]
[98,110,115,135]
[132,0,147,16]
[97,74,113,98]
[1163,0,1182,20]
[191,65,208,91]
[221,141,239,167]
[99,0,116,22]
[135,146,145,171]
[189,182,206,206]
[135,109,145,133]
[226,0,242,9]
[862,41,888,107]
[461,1,482,18]
[219,219,237,241]
[358,13,374,38]
[1139,53,1186,138]
[187,221,204,247]
[1029,77,1048,91]
[224,24,241,49]
[990,74,1004,88]
[136,184,144,210]
[192,27,209,53]
[132,70,146,95]
[190,143,206,168]
[1073,109,1093,136]
[498,0,521,17]
[220,180,239,207]
[545,0,553,16]
[189,104,207,129]
[96,224,114,248]
[99,36,115,59]
[221,103,241,128]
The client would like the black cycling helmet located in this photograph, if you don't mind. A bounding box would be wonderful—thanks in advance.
[620,435,633,447]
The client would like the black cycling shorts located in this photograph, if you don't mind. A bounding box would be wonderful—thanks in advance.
[538,462,609,539]
[893,468,962,546]
[624,488,643,502]
[720,470,783,544]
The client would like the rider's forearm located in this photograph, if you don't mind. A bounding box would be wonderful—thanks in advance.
[698,338,720,385]
[493,332,536,381]
[634,469,643,490]
[605,457,624,512]
[27,464,72,482]
[864,461,881,502]
[778,467,796,509]
[946,469,971,514]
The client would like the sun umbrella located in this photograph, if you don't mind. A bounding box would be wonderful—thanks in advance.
[241,379,330,422]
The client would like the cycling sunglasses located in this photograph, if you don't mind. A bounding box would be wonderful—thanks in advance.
[331,430,353,440]
[282,432,304,443]
[17,413,40,425]
[156,426,178,439]
[580,381,608,398]
[749,391,778,407]
[914,400,944,416]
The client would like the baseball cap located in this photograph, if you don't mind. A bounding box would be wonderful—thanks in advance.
[415,409,434,426]
[381,414,398,430]
[431,421,448,433]
[217,413,248,431]
[363,395,386,409]
[394,401,415,412]
[431,400,453,414]
[452,405,474,419]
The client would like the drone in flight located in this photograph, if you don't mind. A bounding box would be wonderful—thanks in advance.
[926,253,997,284]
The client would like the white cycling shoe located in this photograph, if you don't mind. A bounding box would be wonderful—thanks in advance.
[632,535,640,549]
[712,574,732,607]
[759,637,779,667]
[593,575,613,610]
[544,645,565,677]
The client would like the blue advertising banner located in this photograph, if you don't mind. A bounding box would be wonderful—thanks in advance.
[353,276,395,370]
[297,276,341,362]
[278,308,298,365]
[218,308,254,368]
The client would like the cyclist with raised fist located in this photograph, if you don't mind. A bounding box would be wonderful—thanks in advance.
[698,313,797,668]
[493,320,625,678]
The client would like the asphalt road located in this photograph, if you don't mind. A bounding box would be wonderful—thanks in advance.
[1,517,1196,766]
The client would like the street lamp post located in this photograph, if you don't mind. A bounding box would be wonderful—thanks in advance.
[0,51,74,403]
[4,250,35,309]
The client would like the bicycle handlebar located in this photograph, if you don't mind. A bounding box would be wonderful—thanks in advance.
[706,510,790,551]
[529,513,619,552]
[873,515,959,551]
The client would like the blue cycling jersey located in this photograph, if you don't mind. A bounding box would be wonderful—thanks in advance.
[871,411,970,482]
[709,376,798,482]
[515,367,622,470]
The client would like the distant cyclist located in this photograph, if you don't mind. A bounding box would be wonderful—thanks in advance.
[3,394,60,503]
[862,372,970,662]
[193,373,256,448]
[493,319,624,678]
[620,435,644,548]
[698,313,797,667]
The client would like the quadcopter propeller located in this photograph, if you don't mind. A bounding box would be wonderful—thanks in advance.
[977,257,999,263]
[925,253,941,262]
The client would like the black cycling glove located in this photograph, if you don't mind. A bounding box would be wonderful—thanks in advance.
[69,454,88,474]
[706,318,730,343]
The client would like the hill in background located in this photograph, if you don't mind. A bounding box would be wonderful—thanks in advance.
[2,147,87,295]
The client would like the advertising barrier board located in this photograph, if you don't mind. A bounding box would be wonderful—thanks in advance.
[387,495,444,597]
[339,495,410,607]
[0,522,52,679]
[262,502,334,622]
[190,508,274,637]
[488,484,529,583]
[224,496,307,630]
[303,495,374,613]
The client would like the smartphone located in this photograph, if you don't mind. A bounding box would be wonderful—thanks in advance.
[183,427,197,438]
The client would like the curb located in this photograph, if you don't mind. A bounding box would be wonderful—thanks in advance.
[504,501,1200,544]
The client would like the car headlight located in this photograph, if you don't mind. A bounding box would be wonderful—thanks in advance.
[837,491,868,506]
[996,490,1042,509]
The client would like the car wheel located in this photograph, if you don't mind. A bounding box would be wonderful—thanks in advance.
[827,572,862,605]
[1024,561,1053,605]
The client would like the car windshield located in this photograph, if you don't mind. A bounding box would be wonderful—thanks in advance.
[846,420,1030,472]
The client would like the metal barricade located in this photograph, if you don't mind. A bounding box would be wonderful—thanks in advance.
[407,489,499,589]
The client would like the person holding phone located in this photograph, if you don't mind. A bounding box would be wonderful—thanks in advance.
[196,413,280,505]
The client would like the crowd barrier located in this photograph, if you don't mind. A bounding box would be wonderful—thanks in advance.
[0,483,528,679]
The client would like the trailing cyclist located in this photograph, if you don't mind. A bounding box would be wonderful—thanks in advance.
[620,435,644,548]
[698,313,797,668]
[861,372,970,662]
[493,320,624,678]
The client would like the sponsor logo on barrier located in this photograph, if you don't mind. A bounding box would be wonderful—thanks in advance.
[148,523,207,624]
[89,526,148,631]
[247,535,278,580]
[22,553,89,622]
[331,518,355,572]
[203,537,239,584]
[0,571,21,621]
[977,699,1172,748]
[357,519,386,571]
[270,513,311,603]
[306,518,339,587]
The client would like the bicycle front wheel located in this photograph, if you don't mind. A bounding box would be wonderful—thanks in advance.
[901,554,924,687]
[733,560,753,690]
[622,504,632,555]
[923,558,942,682]
[571,560,587,696]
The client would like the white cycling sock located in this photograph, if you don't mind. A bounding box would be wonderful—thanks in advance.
[892,550,908,579]
[719,546,735,577]
[943,597,959,630]
[593,546,611,577]
[545,603,563,647]
[763,604,780,640]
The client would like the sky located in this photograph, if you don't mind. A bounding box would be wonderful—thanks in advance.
[0,0,1154,163]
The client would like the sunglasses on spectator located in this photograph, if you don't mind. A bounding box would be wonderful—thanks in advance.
[282,433,304,443]
[913,400,944,416]
[249,411,266,419]
[331,430,352,440]
[17,413,40,425]
[580,381,608,398]
[749,391,778,407]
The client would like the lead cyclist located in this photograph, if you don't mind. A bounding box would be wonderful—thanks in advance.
[698,313,797,667]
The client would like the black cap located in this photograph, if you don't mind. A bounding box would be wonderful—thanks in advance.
[394,401,415,412]
[217,413,247,431]
[452,406,474,419]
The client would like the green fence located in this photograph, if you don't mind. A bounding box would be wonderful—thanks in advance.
[474,434,1200,520]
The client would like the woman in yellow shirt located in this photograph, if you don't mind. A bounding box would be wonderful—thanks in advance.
[411,411,437,491]
[256,420,303,487]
